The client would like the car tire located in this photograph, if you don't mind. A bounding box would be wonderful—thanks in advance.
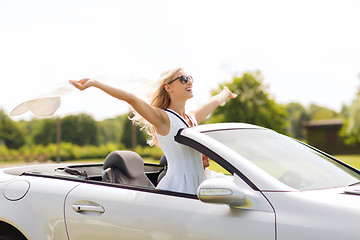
[0,232,27,240]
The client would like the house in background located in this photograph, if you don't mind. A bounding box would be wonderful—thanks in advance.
[303,119,360,155]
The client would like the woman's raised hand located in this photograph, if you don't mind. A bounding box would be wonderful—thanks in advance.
[69,78,96,91]
[222,86,237,99]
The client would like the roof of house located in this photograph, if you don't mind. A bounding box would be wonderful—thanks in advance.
[303,119,343,128]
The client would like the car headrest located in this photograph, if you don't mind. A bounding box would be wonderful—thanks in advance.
[103,151,144,178]
[159,155,167,167]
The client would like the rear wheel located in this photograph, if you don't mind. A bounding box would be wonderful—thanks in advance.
[0,222,27,240]
[0,232,26,240]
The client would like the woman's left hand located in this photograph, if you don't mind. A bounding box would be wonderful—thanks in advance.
[222,86,237,99]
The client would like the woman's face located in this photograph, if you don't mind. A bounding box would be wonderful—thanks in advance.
[167,70,194,100]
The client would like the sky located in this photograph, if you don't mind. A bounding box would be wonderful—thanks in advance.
[1,0,360,121]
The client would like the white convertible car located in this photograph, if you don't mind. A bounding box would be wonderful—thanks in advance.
[1,123,360,240]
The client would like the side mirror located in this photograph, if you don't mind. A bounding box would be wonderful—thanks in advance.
[197,178,247,207]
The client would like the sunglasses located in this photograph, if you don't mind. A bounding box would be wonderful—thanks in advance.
[168,75,193,85]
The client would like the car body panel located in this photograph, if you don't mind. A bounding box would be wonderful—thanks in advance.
[263,187,360,239]
[65,175,275,240]
[1,122,360,239]
[0,174,79,239]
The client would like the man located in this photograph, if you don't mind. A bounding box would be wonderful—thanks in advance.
[202,154,227,179]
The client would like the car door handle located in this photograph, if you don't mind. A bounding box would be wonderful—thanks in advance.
[73,204,105,213]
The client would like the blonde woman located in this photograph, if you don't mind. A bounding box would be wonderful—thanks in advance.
[70,67,236,194]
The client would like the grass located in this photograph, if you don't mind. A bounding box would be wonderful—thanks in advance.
[334,155,360,169]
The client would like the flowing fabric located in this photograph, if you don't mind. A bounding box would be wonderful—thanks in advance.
[10,81,73,117]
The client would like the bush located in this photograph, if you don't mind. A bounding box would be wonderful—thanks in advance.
[134,145,163,160]
[0,142,163,164]
[0,145,18,161]
[0,142,124,163]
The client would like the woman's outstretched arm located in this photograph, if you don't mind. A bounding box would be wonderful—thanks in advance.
[69,78,170,135]
[193,87,237,123]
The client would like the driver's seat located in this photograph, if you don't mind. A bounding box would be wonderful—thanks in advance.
[102,151,154,188]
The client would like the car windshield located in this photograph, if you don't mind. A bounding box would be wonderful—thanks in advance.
[204,129,360,191]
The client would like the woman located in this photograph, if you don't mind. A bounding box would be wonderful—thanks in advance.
[70,67,236,194]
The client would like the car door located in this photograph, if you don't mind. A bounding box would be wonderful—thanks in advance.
[64,177,275,240]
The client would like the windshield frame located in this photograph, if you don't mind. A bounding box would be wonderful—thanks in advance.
[176,125,360,192]
[201,128,360,191]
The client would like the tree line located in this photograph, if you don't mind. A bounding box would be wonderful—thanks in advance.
[1,70,359,152]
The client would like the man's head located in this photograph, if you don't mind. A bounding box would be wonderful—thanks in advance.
[202,154,210,169]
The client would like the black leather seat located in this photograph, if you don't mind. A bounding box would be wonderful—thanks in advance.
[102,151,154,188]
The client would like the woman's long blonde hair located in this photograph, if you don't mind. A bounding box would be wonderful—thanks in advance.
[130,67,183,146]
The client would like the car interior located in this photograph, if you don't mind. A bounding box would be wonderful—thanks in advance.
[57,150,166,188]
[101,151,155,188]
[6,148,230,193]
[3,150,166,190]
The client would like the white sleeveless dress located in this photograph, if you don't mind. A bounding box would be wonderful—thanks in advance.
[156,109,206,194]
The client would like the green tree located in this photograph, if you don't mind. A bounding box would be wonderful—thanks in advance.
[61,114,98,145]
[209,71,288,134]
[308,104,339,120]
[98,115,127,145]
[285,102,310,139]
[0,109,25,149]
[340,86,360,144]
[340,104,350,119]
[16,119,36,145]
[120,113,147,149]
[32,118,57,145]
